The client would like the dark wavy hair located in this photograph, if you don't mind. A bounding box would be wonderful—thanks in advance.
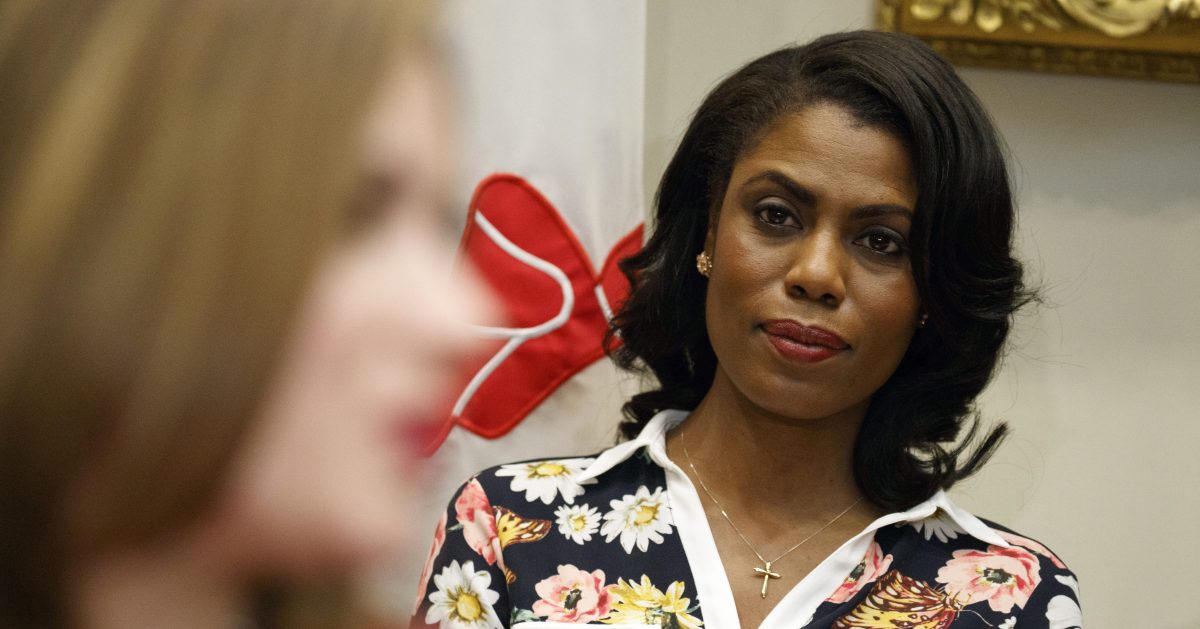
[609,31,1033,511]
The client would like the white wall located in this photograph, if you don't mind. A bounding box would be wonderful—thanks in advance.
[956,69,1200,628]
[644,2,1200,626]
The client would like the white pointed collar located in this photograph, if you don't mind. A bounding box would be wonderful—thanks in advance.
[574,409,1009,548]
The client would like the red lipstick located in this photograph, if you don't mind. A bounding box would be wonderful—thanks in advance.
[761,319,849,363]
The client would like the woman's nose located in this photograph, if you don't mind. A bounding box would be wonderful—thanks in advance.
[423,250,499,360]
[784,231,845,307]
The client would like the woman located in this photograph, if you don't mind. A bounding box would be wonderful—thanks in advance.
[411,32,1081,629]
[0,1,489,627]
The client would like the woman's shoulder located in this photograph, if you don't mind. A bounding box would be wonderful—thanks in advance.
[447,443,667,515]
[891,508,1075,573]
[872,511,1081,624]
[975,517,1074,574]
[460,453,605,506]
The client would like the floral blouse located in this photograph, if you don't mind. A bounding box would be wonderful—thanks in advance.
[410,410,1082,629]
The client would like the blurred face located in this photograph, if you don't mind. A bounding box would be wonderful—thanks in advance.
[704,103,920,425]
[218,59,492,577]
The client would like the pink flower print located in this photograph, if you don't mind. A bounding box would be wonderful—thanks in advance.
[532,564,612,623]
[996,529,1068,569]
[413,511,448,612]
[936,545,1041,613]
[826,539,894,603]
[455,479,504,568]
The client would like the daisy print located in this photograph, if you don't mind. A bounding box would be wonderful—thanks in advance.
[1046,574,1083,629]
[425,560,504,629]
[554,503,601,544]
[909,508,965,543]
[495,457,596,505]
[600,485,674,553]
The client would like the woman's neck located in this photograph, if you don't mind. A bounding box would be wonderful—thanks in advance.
[666,369,868,518]
[73,532,249,629]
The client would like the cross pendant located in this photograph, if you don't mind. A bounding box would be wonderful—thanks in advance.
[754,561,781,598]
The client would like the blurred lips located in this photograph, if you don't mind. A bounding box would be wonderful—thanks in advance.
[761,319,849,363]
[392,412,446,464]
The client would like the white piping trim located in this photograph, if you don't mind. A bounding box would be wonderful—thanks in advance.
[450,211,577,416]
[594,283,615,322]
[468,212,574,338]
[451,336,525,416]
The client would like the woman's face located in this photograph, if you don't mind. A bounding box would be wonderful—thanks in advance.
[217,60,493,578]
[703,103,920,425]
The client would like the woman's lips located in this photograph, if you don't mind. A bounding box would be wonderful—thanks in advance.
[389,412,452,477]
[761,319,849,363]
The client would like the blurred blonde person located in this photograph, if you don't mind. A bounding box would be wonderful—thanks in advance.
[0,2,490,627]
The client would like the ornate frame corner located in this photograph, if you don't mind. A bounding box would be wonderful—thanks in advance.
[876,0,1200,83]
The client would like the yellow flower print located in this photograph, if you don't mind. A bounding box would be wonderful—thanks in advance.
[601,575,702,629]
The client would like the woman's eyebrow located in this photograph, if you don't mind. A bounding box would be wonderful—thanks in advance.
[850,204,914,221]
[743,170,914,221]
[742,170,816,206]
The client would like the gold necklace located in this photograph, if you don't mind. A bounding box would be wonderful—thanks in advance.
[680,435,862,598]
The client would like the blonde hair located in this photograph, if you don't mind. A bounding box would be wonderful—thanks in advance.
[0,1,426,624]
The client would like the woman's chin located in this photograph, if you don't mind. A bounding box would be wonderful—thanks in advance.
[275,518,411,582]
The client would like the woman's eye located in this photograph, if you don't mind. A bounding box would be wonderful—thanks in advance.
[754,203,798,228]
[854,230,906,256]
[345,172,409,236]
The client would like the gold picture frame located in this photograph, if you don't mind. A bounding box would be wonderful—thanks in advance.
[877,0,1200,83]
